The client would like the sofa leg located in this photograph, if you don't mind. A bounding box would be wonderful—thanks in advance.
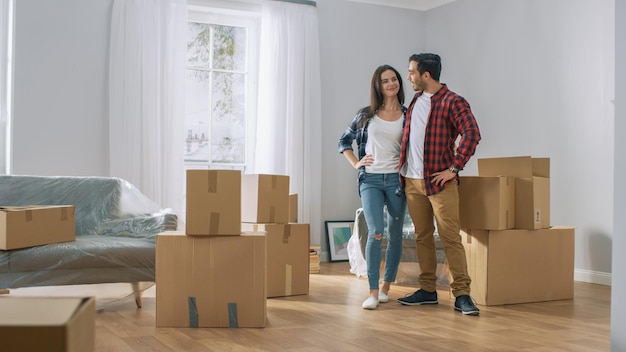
[131,282,142,308]
[0,288,9,295]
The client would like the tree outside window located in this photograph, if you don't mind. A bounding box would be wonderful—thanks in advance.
[185,22,248,170]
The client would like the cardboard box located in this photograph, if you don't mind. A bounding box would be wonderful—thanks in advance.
[156,232,266,328]
[461,227,574,306]
[241,174,289,223]
[309,246,321,274]
[459,176,515,230]
[288,193,298,223]
[242,223,310,297]
[186,170,241,235]
[515,177,550,229]
[478,156,550,179]
[478,156,550,229]
[0,205,75,250]
[0,296,95,352]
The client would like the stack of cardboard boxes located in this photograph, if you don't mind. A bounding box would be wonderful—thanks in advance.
[240,175,310,299]
[458,156,575,306]
[155,170,309,328]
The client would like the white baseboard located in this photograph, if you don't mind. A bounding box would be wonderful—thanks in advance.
[323,254,613,287]
[574,269,612,286]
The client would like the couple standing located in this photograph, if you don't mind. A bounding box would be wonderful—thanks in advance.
[338,53,481,316]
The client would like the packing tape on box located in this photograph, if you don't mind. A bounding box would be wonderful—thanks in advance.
[188,297,199,328]
[271,175,278,189]
[210,212,220,233]
[228,303,239,328]
[61,207,70,221]
[25,210,33,222]
[207,172,218,193]
[285,264,292,296]
[269,206,276,222]
[282,225,290,244]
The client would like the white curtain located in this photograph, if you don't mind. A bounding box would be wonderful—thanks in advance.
[256,0,322,243]
[0,0,12,175]
[109,0,187,215]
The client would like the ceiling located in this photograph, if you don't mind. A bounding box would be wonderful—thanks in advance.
[344,0,456,11]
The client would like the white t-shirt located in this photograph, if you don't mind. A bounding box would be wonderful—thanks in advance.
[402,92,433,179]
[364,115,404,174]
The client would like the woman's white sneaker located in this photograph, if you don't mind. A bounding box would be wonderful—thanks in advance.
[362,296,379,309]
[378,290,389,303]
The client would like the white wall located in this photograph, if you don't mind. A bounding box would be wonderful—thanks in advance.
[421,0,615,284]
[316,0,423,247]
[12,0,111,176]
[612,0,625,349]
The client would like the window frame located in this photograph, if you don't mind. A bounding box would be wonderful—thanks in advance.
[185,4,260,172]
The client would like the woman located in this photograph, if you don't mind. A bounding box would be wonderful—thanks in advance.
[338,65,407,310]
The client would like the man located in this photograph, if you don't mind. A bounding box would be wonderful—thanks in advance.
[397,53,481,315]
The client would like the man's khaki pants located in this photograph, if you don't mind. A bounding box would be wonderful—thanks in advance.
[404,177,471,297]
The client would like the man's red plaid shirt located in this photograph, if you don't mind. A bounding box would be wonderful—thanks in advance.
[399,84,481,196]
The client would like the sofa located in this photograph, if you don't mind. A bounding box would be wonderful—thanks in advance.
[0,175,178,306]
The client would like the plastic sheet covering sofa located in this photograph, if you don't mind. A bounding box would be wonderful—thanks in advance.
[348,207,451,287]
[0,175,178,306]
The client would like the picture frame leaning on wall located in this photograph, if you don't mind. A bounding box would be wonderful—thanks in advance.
[325,220,354,262]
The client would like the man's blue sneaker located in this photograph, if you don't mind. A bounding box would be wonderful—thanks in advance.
[454,295,480,316]
[397,289,438,305]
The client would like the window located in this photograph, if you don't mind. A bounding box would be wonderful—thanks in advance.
[184,7,259,172]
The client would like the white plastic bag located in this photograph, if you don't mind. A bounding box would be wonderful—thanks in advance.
[348,208,368,278]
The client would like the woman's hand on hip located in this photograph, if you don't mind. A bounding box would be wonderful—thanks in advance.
[355,154,374,169]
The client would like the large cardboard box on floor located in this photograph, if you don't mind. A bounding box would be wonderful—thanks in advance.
[0,296,95,352]
[0,205,75,250]
[461,227,574,306]
[242,174,290,224]
[242,223,310,297]
[186,170,241,235]
[155,232,266,328]
[478,156,550,229]
[459,176,515,230]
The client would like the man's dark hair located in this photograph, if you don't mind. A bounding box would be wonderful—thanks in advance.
[409,53,442,81]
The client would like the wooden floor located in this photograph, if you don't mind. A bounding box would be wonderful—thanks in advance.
[9,262,611,351]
